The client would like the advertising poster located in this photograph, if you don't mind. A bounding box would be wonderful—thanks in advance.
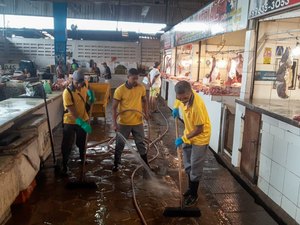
[174,0,249,46]
[263,47,272,64]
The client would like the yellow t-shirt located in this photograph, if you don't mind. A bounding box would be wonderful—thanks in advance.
[174,91,211,145]
[114,83,146,125]
[63,86,89,124]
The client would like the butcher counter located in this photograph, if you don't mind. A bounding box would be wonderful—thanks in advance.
[0,91,63,224]
[232,98,300,221]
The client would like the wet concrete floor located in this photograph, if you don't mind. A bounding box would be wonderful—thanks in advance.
[6,98,278,225]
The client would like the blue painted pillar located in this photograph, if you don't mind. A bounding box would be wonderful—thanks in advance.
[53,2,67,67]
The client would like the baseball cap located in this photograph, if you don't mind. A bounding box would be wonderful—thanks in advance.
[72,70,84,83]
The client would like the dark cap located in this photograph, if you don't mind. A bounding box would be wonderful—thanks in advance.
[154,62,160,68]
[72,70,84,82]
[128,68,139,76]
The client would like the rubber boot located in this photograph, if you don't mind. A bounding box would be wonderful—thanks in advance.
[140,154,151,179]
[140,154,149,167]
[190,181,199,197]
[183,174,192,197]
[112,154,121,172]
[184,181,199,207]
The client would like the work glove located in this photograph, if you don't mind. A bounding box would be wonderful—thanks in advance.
[87,89,95,104]
[75,118,92,134]
[172,108,179,118]
[175,137,183,147]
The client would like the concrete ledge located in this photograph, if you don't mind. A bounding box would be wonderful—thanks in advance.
[0,156,19,224]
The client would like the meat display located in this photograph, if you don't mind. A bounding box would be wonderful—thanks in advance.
[209,57,220,82]
[276,47,293,99]
[52,78,70,91]
[226,54,243,85]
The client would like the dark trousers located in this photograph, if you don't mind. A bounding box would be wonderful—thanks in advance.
[114,124,146,165]
[61,124,87,168]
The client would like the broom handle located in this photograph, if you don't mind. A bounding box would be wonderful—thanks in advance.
[81,104,93,180]
[175,117,183,209]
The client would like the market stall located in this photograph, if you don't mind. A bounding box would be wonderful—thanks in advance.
[0,92,63,223]
[160,0,249,157]
[232,2,300,223]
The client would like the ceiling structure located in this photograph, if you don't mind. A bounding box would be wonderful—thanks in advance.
[0,0,213,30]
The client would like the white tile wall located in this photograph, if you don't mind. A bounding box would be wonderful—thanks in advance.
[272,137,288,166]
[260,131,274,158]
[285,131,300,147]
[258,176,269,195]
[279,122,300,136]
[259,154,272,182]
[270,125,285,138]
[281,196,297,219]
[286,143,300,177]
[262,114,279,127]
[231,104,245,167]
[259,117,300,222]
[270,161,285,192]
[283,170,300,205]
[268,185,282,205]
[262,122,270,132]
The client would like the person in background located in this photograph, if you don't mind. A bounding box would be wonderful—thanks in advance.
[71,59,79,73]
[102,62,112,80]
[23,68,31,79]
[92,62,101,77]
[112,68,149,172]
[172,80,211,207]
[61,70,95,175]
[149,62,161,113]
[56,61,65,79]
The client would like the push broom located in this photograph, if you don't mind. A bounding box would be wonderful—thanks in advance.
[163,117,201,217]
[66,102,97,189]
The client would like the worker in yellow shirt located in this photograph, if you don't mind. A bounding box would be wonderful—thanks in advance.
[112,68,149,172]
[172,80,211,207]
[61,70,95,175]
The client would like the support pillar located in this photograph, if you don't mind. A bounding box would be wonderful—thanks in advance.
[53,2,67,67]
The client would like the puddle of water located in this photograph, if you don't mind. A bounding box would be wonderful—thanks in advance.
[116,131,154,178]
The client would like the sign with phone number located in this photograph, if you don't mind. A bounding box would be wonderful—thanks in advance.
[249,0,300,18]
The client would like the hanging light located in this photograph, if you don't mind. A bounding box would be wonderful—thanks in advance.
[292,42,300,56]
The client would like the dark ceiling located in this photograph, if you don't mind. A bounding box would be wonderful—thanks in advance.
[0,0,213,28]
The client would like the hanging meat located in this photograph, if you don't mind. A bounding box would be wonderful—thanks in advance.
[209,56,220,82]
[236,54,243,82]
[275,47,292,99]
[225,54,243,86]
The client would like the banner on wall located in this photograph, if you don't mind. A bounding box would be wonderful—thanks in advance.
[249,0,300,19]
[173,0,249,46]
[255,71,277,80]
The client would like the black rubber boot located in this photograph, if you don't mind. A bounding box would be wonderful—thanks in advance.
[140,154,151,179]
[183,174,192,197]
[140,154,149,167]
[190,181,199,197]
[112,154,121,172]
[184,181,199,207]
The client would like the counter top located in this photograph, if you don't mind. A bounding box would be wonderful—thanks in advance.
[236,99,300,128]
[0,91,62,133]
